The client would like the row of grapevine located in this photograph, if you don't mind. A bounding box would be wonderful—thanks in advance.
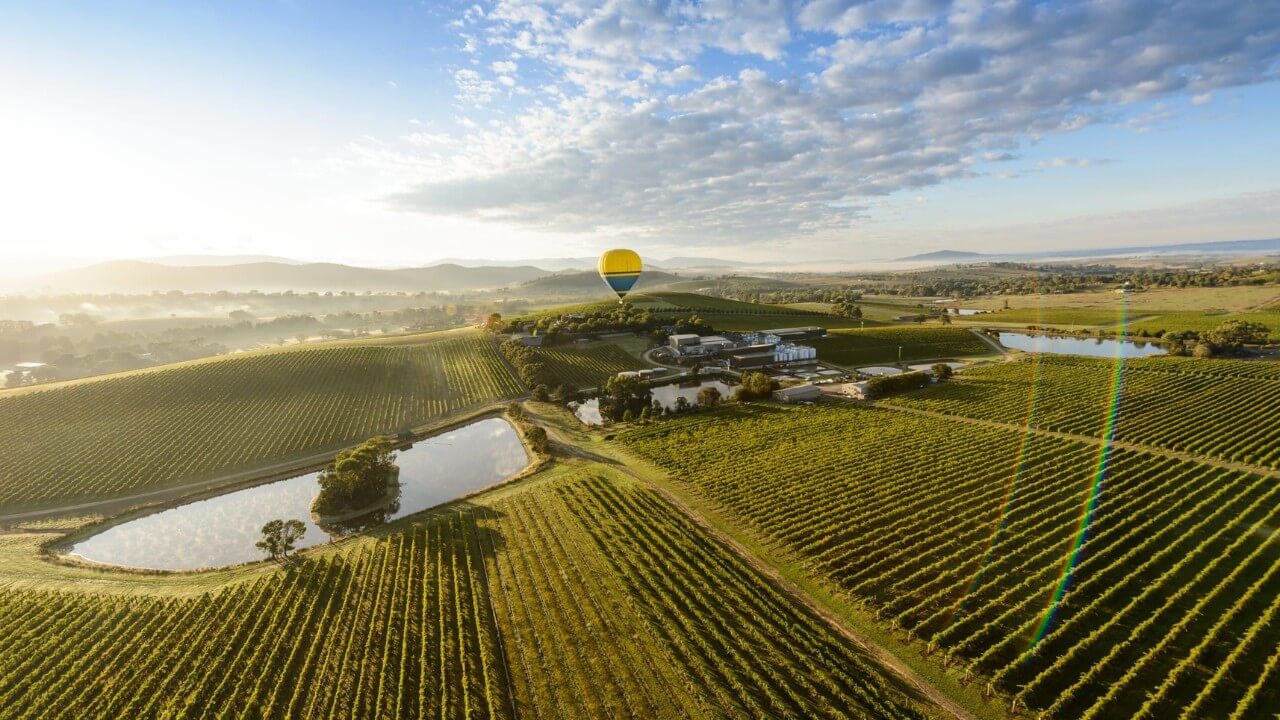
[0,329,522,509]
[536,344,648,389]
[887,354,1280,468]
[811,327,992,366]
[620,402,1280,717]
[0,467,931,718]
[0,512,509,720]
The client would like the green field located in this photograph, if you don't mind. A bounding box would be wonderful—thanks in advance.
[810,327,994,366]
[620,402,1280,718]
[0,466,928,719]
[886,355,1280,468]
[965,306,1280,338]
[537,343,649,389]
[0,330,522,511]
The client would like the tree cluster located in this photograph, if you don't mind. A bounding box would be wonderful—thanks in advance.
[734,372,779,401]
[598,375,654,423]
[311,437,399,516]
[864,371,930,399]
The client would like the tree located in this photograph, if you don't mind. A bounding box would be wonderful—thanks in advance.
[524,425,550,454]
[531,384,550,401]
[483,313,503,332]
[697,386,722,408]
[932,363,954,380]
[598,375,653,422]
[256,519,307,561]
[311,437,398,516]
[1200,320,1269,355]
[550,384,568,403]
[735,371,779,401]
[674,396,690,413]
[939,312,952,325]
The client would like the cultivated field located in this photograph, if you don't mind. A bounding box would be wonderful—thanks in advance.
[537,343,648,389]
[0,466,929,719]
[886,355,1280,468]
[0,330,522,511]
[621,403,1280,718]
[810,327,994,366]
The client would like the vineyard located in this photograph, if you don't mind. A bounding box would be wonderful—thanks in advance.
[621,403,1280,718]
[0,330,522,510]
[885,354,1280,469]
[810,327,994,366]
[0,467,928,719]
[536,343,648,389]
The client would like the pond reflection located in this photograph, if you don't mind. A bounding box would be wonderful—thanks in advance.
[70,417,529,570]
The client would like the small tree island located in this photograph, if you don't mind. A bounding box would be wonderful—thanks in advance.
[311,436,400,518]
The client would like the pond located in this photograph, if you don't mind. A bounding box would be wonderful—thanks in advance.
[997,332,1168,358]
[69,417,530,571]
[571,379,737,425]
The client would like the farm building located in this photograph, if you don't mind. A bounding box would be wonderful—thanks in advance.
[616,368,664,381]
[729,349,775,370]
[668,334,701,348]
[773,384,821,403]
[760,327,827,341]
[510,333,544,348]
[698,336,735,352]
[833,381,871,400]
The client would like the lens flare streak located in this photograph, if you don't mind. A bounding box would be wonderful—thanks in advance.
[1026,297,1130,652]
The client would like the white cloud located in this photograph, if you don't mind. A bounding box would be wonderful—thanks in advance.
[382,0,1280,245]
[491,60,518,73]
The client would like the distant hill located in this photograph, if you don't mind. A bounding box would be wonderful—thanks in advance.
[27,260,552,293]
[895,250,986,262]
[428,255,747,271]
[142,254,308,267]
[514,269,682,296]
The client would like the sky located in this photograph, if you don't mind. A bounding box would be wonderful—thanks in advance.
[2,0,1279,270]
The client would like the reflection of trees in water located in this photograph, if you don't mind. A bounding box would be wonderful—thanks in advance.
[316,482,402,537]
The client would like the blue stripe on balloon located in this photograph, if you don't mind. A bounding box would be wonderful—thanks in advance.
[605,275,639,293]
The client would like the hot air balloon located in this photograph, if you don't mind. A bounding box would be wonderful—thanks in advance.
[597,248,643,302]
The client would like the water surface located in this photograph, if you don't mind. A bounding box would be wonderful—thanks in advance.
[572,379,737,425]
[71,418,529,570]
[997,332,1168,358]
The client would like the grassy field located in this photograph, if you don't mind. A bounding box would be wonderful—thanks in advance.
[961,306,1280,338]
[537,342,649,389]
[0,464,931,719]
[810,326,994,367]
[0,329,523,511]
[886,355,1280,468]
[958,285,1280,313]
[620,402,1280,719]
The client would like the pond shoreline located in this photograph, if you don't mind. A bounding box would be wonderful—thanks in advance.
[43,408,535,574]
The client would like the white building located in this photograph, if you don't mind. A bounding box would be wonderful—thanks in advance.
[773,383,822,403]
[668,333,701,348]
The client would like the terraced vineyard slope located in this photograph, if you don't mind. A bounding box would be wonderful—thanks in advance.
[0,330,522,510]
[621,403,1280,718]
[811,326,994,367]
[885,355,1280,468]
[0,467,930,720]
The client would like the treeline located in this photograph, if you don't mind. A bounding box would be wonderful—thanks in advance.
[707,263,1278,302]
[1,306,469,387]
[493,304,715,346]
